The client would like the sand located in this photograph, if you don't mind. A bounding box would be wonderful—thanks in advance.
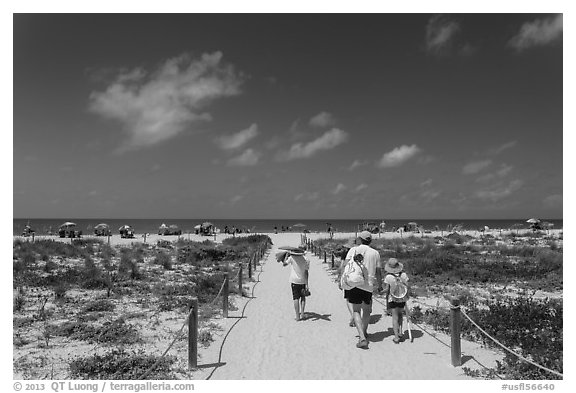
[188,232,504,380]
[14,229,559,379]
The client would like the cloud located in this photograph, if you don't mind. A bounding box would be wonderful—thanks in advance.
[89,52,242,152]
[355,183,368,192]
[420,178,433,187]
[332,183,347,195]
[476,163,513,183]
[376,144,421,168]
[421,189,441,200]
[425,15,461,55]
[475,179,523,202]
[348,159,368,171]
[543,194,562,208]
[230,195,244,204]
[216,124,258,150]
[227,148,260,166]
[487,140,517,156]
[294,191,319,202]
[309,111,336,128]
[462,159,492,175]
[509,14,563,51]
[279,128,348,161]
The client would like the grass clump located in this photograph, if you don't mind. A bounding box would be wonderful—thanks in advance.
[69,348,176,379]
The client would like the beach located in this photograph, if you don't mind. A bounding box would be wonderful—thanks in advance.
[13,229,562,379]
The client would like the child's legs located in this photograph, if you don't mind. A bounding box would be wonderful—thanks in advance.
[293,299,300,318]
[300,297,306,316]
[392,307,402,336]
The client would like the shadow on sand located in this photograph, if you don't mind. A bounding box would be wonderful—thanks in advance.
[302,312,332,321]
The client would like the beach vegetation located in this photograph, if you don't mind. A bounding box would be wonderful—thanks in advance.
[69,348,176,379]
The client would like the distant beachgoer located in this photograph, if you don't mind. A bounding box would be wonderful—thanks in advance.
[341,231,382,349]
[383,258,410,344]
[281,248,310,321]
[274,226,278,234]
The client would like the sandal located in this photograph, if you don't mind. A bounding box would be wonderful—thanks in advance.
[356,339,369,349]
[349,320,355,327]
[393,337,401,344]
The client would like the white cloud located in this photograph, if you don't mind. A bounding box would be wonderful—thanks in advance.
[376,144,421,168]
[475,179,523,202]
[425,15,461,55]
[421,189,441,200]
[476,163,513,183]
[355,183,368,192]
[230,195,244,204]
[487,140,517,155]
[294,191,319,202]
[348,159,367,171]
[227,148,260,166]
[216,124,258,150]
[420,178,433,187]
[309,111,336,128]
[543,194,562,208]
[89,52,242,152]
[332,183,347,195]
[509,14,563,51]
[462,159,492,175]
[280,128,348,161]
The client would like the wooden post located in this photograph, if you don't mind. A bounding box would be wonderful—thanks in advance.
[238,263,243,296]
[223,272,229,318]
[248,256,252,279]
[253,252,257,270]
[450,297,462,366]
[331,252,335,269]
[188,297,198,369]
[324,250,327,263]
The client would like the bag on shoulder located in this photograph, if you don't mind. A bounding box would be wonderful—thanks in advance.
[342,249,366,288]
[387,273,408,302]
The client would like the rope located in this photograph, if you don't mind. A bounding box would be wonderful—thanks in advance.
[138,307,193,379]
[206,248,267,380]
[459,308,563,378]
[139,266,231,379]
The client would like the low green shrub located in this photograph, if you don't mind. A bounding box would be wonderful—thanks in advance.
[69,348,176,379]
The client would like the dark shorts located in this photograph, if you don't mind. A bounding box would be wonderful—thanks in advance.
[343,289,351,299]
[291,283,306,300]
[388,301,406,309]
[348,287,372,305]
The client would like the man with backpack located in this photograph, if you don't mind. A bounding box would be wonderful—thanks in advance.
[341,231,382,349]
[384,257,410,343]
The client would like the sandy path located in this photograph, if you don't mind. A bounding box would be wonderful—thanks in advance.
[207,234,502,380]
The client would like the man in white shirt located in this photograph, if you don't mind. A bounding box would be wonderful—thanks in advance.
[282,248,310,321]
[344,231,382,349]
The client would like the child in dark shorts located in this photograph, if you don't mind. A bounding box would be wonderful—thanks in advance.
[282,248,310,321]
[384,258,410,343]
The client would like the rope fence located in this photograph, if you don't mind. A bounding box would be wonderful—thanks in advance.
[137,241,270,379]
[305,236,563,378]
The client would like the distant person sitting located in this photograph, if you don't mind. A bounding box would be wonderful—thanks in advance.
[281,248,310,321]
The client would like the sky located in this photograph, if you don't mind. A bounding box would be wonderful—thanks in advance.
[12,13,564,220]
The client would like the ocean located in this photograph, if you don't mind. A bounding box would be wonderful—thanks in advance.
[13,218,563,236]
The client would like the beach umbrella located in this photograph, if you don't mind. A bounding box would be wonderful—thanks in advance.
[526,218,541,224]
[95,223,109,229]
[194,224,201,230]
[293,223,306,228]
[159,223,168,228]
[202,222,213,227]
[118,225,132,231]
[60,221,76,227]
